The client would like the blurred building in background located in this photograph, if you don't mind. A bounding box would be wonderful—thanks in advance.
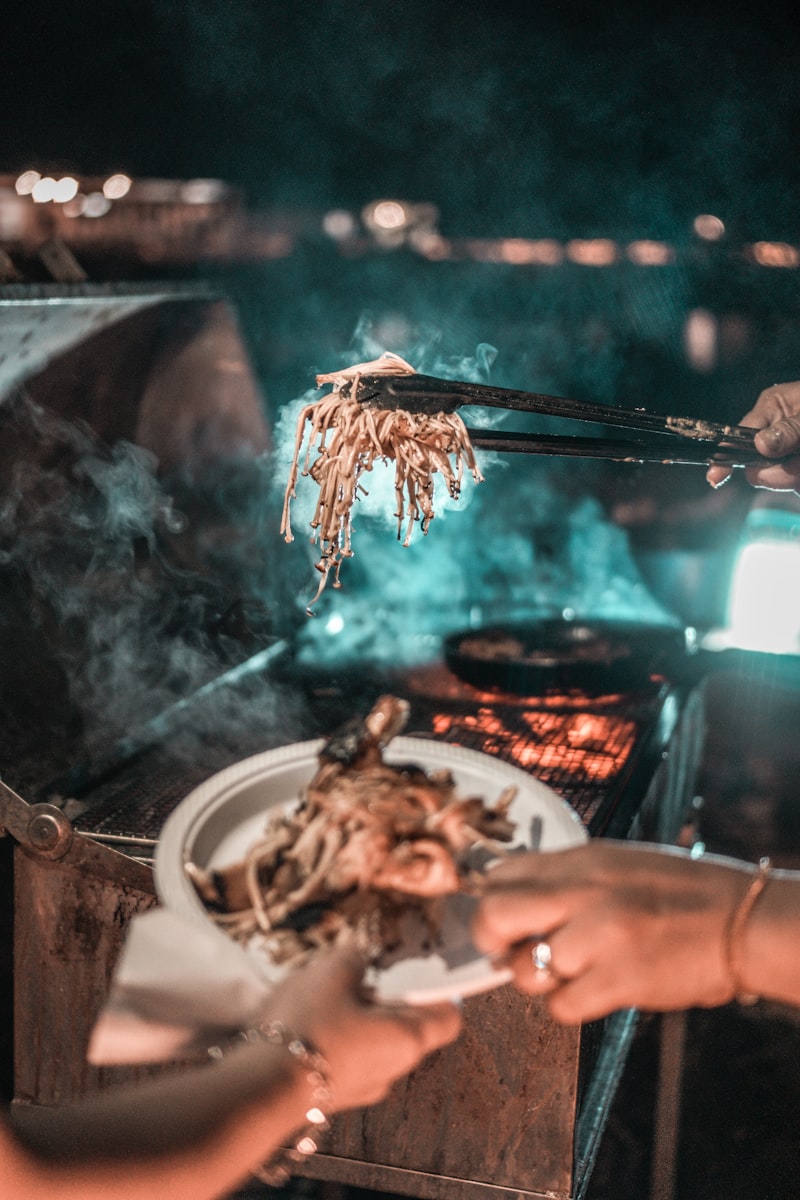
[3,167,800,284]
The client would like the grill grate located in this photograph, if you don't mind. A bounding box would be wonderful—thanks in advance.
[403,666,663,829]
[74,759,220,841]
[70,664,668,848]
[421,712,637,824]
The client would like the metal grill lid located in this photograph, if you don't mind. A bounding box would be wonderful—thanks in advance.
[0,280,218,399]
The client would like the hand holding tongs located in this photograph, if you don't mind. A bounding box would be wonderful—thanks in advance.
[352,372,772,468]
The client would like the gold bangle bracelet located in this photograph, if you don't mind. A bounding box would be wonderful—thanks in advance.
[725,856,772,1006]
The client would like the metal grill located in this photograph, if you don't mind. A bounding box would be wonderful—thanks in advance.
[76,762,222,839]
[0,279,707,1200]
[402,664,671,831]
[60,660,685,878]
[419,705,642,821]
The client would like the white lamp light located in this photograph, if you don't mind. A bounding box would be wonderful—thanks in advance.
[721,507,800,654]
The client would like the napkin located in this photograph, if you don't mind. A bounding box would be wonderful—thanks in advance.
[88,908,273,1065]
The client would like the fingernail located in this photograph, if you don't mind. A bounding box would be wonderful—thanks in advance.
[711,475,730,489]
[762,427,784,452]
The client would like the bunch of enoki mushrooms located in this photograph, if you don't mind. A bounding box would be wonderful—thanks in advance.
[186,696,517,968]
[280,353,484,613]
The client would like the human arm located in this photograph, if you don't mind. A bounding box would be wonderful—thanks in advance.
[8,941,461,1200]
[472,840,800,1024]
[706,380,800,491]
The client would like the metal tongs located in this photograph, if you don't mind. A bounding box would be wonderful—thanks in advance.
[352,372,771,467]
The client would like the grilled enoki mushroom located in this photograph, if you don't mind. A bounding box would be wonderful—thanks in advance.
[280,352,484,613]
[186,695,517,966]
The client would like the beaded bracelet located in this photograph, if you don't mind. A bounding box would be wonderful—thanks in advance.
[724,856,772,1006]
[208,1019,333,1186]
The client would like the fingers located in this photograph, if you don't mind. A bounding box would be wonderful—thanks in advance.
[750,400,800,488]
[502,931,646,1025]
[500,936,610,1024]
[320,946,462,1054]
[287,939,368,1008]
[545,973,623,1026]
[472,852,580,957]
[318,937,371,984]
[708,382,800,491]
[705,463,734,489]
[351,999,462,1105]
[743,457,800,491]
[472,888,566,958]
[275,947,462,1112]
[504,938,564,995]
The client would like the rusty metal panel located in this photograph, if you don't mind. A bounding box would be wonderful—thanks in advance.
[309,986,582,1199]
[13,846,156,1105]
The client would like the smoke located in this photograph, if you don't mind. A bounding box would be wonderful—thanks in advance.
[270,329,674,668]
[0,394,293,757]
[0,331,676,776]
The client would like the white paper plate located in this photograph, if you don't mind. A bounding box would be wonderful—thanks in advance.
[154,737,587,1004]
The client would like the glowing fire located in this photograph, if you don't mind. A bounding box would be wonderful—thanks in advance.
[430,703,637,783]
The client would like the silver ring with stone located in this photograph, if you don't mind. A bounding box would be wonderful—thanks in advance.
[531,940,553,975]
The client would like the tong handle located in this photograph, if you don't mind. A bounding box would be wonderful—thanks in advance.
[357,372,759,450]
[465,427,771,467]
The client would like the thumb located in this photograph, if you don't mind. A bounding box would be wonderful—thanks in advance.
[755,415,800,458]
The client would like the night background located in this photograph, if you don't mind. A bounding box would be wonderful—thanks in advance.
[3,1,800,697]
[4,0,800,238]
[4,0,800,418]
[4,6,800,1200]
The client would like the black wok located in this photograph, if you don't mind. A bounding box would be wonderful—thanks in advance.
[443,618,698,695]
